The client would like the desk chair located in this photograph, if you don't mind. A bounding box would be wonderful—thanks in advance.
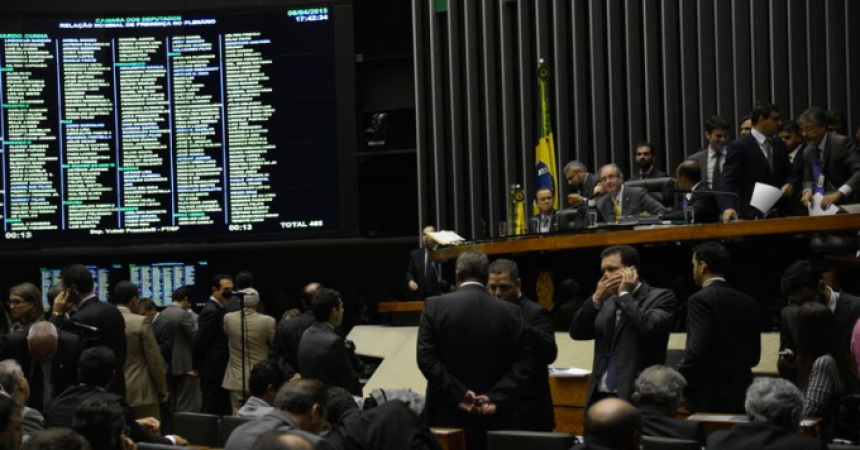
[173,412,221,447]
[487,430,576,450]
[641,435,702,450]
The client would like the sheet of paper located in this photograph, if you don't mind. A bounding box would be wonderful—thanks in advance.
[750,182,782,213]
[548,367,591,377]
[838,203,860,214]
[808,193,839,216]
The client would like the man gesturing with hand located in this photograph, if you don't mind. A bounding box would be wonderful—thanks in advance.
[570,245,676,409]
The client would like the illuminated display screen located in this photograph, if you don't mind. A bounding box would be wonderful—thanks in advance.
[0,6,342,247]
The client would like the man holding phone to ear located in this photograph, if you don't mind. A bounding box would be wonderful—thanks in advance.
[49,264,127,397]
[570,245,676,409]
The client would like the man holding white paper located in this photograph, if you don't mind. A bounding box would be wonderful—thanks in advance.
[720,102,796,222]
[797,107,860,211]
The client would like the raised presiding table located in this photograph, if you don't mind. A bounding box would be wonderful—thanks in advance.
[430,214,860,260]
[687,413,823,438]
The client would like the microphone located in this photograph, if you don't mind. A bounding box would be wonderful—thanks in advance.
[222,289,250,298]
[68,319,99,333]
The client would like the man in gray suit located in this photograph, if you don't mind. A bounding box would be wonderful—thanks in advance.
[798,107,860,210]
[564,160,603,208]
[687,116,730,190]
[595,164,667,223]
[224,379,330,450]
[160,286,198,413]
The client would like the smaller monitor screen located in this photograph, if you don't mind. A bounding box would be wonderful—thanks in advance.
[39,265,115,310]
[129,261,207,307]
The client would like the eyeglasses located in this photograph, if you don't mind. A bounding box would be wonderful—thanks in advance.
[600,175,620,183]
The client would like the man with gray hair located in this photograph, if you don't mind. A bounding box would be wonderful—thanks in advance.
[631,365,704,445]
[0,321,80,413]
[417,250,532,450]
[595,163,667,223]
[0,359,44,437]
[798,106,860,210]
[707,378,826,450]
[564,160,603,208]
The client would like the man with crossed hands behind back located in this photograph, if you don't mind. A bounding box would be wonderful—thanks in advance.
[570,245,676,409]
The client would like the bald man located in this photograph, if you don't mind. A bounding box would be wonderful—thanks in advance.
[573,398,642,450]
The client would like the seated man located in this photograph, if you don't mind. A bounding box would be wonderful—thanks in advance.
[631,365,704,445]
[0,360,44,438]
[237,359,295,418]
[572,398,642,450]
[72,398,132,450]
[529,187,557,234]
[45,346,186,446]
[707,378,826,450]
[224,379,329,450]
[325,386,439,450]
[660,160,720,223]
[595,164,667,223]
[15,428,89,450]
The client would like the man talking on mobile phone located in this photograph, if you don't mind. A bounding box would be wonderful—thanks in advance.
[570,245,676,409]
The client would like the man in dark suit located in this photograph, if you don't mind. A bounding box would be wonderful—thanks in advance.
[679,242,760,413]
[297,288,360,395]
[138,299,172,373]
[406,226,442,300]
[0,322,80,414]
[224,379,329,450]
[529,187,557,234]
[45,346,187,446]
[707,378,826,450]
[687,116,730,190]
[572,398,642,450]
[595,164,667,224]
[564,160,603,209]
[570,245,676,408]
[272,282,320,371]
[777,260,860,381]
[48,264,126,397]
[192,273,234,416]
[487,259,557,432]
[661,160,720,223]
[417,250,532,450]
[720,102,796,222]
[160,286,197,413]
[778,120,809,215]
[632,365,705,445]
[798,106,860,209]
[629,142,667,180]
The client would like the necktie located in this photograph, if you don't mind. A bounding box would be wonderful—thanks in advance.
[812,148,825,194]
[763,139,773,171]
[613,197,621,223]
[30,363,44,412]
[542,217,549,232]
[682,196,689,209]
[712,152,722,189]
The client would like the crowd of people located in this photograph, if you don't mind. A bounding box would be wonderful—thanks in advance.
[530,104,860,228]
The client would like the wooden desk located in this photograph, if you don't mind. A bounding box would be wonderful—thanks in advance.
[431,214,860,260]
[431,428,467,450]
[549,374,590,436]
[686,413,823,438]
[378,301,424,313]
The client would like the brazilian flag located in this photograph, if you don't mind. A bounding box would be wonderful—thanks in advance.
[533,60,558,215]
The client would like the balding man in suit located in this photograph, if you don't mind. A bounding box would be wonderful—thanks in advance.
[595,164,667,223]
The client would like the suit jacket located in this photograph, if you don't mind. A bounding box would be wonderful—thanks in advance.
[779,291,860,375]
[236,395,273,418]
[224,408,331,450]
[707,421,827,450]
[629,166,668,180]
[50,297,126,397]
[271,310,315,371]
[417,284,533,450]
[406,248,441,299]
[660,184,721,223]
[639,404,706,445]
[719,133,794,218]
[570,282,676,407]
[596,186,667,223]
[222,308,276,392]
[569,172,600,200]
[528,212,558,235]
[678,280,760,413]
[688,148,725,190]
[801,132,860,202]
[192,299,229,381]
[298,322,360,395]
[515,296,557,432]
[151,313,173,375]
[160,303,196,376]
[119,306,167,408]
[45,384,172,445]
[0,330,80,413]
[327,401,441,450]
